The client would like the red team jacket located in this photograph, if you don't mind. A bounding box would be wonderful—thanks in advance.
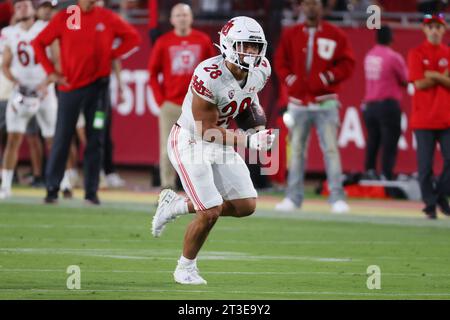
[147,29,216,107]
[32,6,140,92]
[408,41,450,130]
[274,21,355,105]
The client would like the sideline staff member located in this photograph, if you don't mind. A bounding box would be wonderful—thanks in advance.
[32,0,140,204]
[148,3,215,190]
[408,13,450,219]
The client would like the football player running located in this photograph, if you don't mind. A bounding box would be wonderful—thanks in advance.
[0,0,57,199]
[151,16,275,285]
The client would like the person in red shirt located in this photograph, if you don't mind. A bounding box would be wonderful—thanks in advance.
[147,3,215,190]
[408,13,450,219]
[274,0,355,214]
[31,0,140,204]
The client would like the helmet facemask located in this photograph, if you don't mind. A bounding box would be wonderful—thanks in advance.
[231,39,267,71]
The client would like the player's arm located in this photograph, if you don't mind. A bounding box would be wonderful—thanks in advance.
[408,50,437,90]
[191,91,274,150]
[192,90,247,147]
[1,45,18,85]
[424,69,450,89]
[414,78,436,90]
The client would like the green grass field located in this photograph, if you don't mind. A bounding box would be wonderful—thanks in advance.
[1,190,450,300]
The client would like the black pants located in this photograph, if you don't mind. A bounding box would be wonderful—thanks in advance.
[414,128,450,210]
[46,77,109,199]
[103,92,115,175]
[363,99,401,179]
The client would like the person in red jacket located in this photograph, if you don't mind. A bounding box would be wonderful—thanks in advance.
[274,0,355,214]
[408,13,450,219]
[147,3,215,190]
[31,0,140,204]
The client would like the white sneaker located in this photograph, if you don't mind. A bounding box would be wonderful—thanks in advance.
[105,173,126,188]
[275,197,299,211]
[331,200,350,214]
[151,189,181,237]
[0,188,12,200]
[173,264,207,285]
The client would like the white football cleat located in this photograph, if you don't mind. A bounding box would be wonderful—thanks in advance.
[0,188,12,200]
[173,264,207,285]
[151,189,181,237]
[275,197,299,211]
[105,173,126,188]
[331,200,350,214]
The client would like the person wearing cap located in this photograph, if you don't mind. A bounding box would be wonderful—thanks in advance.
[362,25,408,181]
[31,0,141,205]
[36,0,58,21]
[407,13,450,219]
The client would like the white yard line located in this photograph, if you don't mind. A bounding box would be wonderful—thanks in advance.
[1,268,450,278]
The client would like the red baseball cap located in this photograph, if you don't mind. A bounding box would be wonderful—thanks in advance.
[423,13,447,26]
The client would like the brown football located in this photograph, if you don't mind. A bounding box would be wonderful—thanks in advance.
[234,102,267,130]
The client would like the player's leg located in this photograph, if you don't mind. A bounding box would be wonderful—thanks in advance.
[152,142,259,222]
[0,132,24,198]
[164,124,224,284]
[0,101,28,198]
[211,146,258,217]
[25,117,44,186]
[182,205,221,260]
[36,86,57,177]
[220,198,256,217]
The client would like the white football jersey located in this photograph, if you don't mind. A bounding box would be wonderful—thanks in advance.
[1,20,48,89]
[178,55,271,134]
